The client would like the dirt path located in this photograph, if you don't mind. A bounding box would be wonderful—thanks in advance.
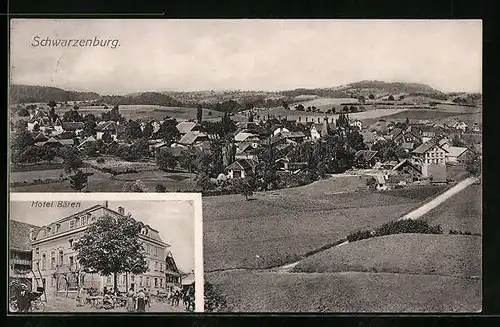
[267,179,479,274]
[210,178,479,275]
[399,177,479,221]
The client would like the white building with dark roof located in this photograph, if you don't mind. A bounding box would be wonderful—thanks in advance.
[30,203,173,297]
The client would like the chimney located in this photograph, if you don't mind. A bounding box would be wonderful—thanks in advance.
[118,207,125,215]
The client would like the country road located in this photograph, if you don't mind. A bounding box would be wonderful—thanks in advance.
[209,177,480,275]
[399,177,479,221]
[270,177,479,273]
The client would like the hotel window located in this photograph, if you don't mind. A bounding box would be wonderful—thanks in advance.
[51,277,55,287]
[155,262,158,271]
[41,254,46,270]
[146,277,150,286]
[59,250,64,266]
[160,263,163,272]
[47,227,52,235]
[69,256,74,266]
[69,220,75,229]
[131,275,135,282]
[122,274,126,284]
[51,255,55,269]
[154,278,158,288]
[80,215,87,226]
[55,224,60,233]
[160,279,163,288]
[107,276,112,284]
[69,239,73,248]
[140,277,143,286]
[35,247,40,255]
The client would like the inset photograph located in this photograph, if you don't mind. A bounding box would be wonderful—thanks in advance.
[8,192,203,313]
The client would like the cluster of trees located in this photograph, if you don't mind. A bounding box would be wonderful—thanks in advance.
[201,97,290,113]
[294,104,320,112]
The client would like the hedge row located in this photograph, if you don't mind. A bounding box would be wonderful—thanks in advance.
[347,219,443,243]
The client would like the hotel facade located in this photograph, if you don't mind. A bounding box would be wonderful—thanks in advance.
[30,202,180,296]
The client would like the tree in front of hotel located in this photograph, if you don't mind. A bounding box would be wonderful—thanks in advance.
[73,214,148,293]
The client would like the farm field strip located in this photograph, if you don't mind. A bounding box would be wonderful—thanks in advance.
[206,270,481,312]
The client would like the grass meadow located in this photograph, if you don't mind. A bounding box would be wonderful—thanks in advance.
[206,269,481,312]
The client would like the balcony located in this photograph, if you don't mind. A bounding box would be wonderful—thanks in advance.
[11,259,32,266]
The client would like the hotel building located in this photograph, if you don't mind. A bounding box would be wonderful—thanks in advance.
[30,202,176,297]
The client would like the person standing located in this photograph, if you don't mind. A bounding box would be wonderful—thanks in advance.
[136,289,146,312]
[126,287,135,312]
[144,288,150,308]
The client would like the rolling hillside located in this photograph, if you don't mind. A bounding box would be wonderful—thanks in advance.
[10,85,100,103]
[10,81,480,109]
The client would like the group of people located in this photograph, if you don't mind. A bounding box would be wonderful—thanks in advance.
[125,287,152,312]
[10,282,43,312]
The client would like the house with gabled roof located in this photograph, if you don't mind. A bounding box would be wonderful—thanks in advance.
[96,121,119,141]
[234,132,260,143]
[62,122,85,134]
[177,131,208,146]
[392,159,422,179]
[176,121,202,135]
[225,158,259,179]
[445,146,474,164]
[77,135,97,149]
[235,142,259,160]
[164,251,181,293]
[9,220,41,291]
[354,150,378,168]
[412,141,448,179]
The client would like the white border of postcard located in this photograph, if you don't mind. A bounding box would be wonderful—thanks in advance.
[9,192,205,313]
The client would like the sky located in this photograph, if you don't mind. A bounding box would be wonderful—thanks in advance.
[10,19,482,94]
[10,200,195,273]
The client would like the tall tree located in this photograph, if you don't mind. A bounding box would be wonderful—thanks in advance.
[154,119,180,144]
[196,104,203,124]
[61,147,84,173]
[156,149,178,171]
[69,169,89,192]
[142,122,154,139]
[235,178,253,201]
[63,109,84,122]
[124,120,143,143]
[73,214,148,293]
[83,116,97,137]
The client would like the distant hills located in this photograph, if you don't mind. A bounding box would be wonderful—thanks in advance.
[10,81,481,107]
[10,85,100,103]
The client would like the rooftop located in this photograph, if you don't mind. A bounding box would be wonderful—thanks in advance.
[10,220,41,252]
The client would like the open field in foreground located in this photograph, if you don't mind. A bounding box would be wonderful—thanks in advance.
[203,176,448,271]
[206,270,481,312]
[293,234,481,278]
[420,184,482,234]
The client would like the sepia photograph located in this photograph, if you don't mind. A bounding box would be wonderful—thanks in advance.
[9,19,481,312]
[8,193,204,313]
